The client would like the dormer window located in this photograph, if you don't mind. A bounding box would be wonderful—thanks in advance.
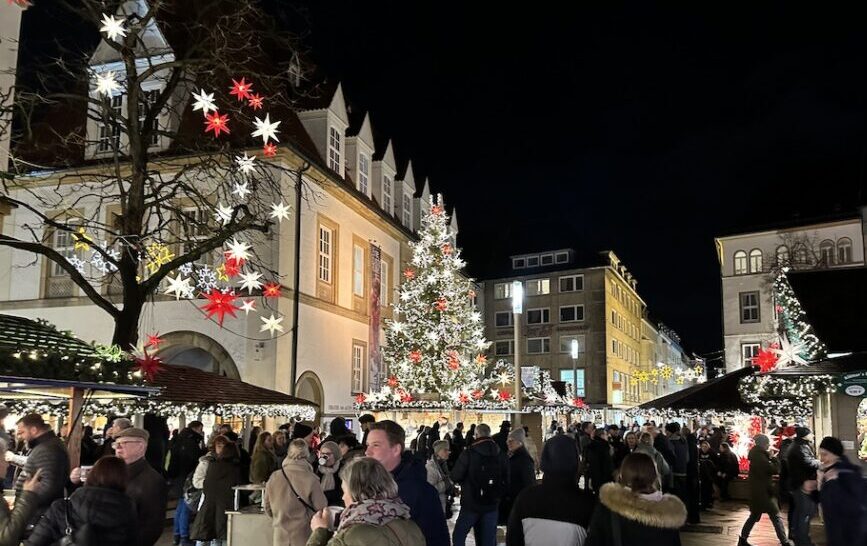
[382,176,393,214]
[328,126,342,174]
[555,252,569,263]
[402,193,412,227]
[358,153,370,195]
[513,258,526,269]
[540,253,553,265]
[97,94,124,152]
[527,256,540,267]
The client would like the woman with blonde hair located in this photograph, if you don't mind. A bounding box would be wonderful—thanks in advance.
[265,439,327,545]
[308,457,424,546]
[251,432,278,484]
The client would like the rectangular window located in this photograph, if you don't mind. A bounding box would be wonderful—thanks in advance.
[555,252,569,264]
[98,94,124,152]
[318,226,333,283]
[559,334,585,354]
[495,340,514,356]
[527,337,550,354]
[524,278,550,296]
[512,258,526,269]
[495,311,513,327]
[560,305,584,323]
[358,154,370,195]
[739,291,760,323]
[181,207,215,265]
[540,254,554,265]
[559,274,584,292]
[527,256,539,267]
[741,343,761,367]
[353,244,365,297]
[559,369,586,397]
[50,227,76,276]
[612,339,617,355]
[328,126,342,173]
[351,341,366,393]
[139,89,160,146]
[382,177,392,214]
[526,308,550,324]
[402,194,412,227]
[494,282,513,300]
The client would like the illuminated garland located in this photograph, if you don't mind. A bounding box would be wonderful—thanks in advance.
[773,270,827,361]
[0,347,139,385]
[738,374,839,417]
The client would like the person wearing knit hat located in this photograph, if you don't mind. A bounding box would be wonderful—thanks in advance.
[506,435,595,545]
[794,426,812,440]
[816,436,866,546]
[291,423,314,444]
[786,425,820,546]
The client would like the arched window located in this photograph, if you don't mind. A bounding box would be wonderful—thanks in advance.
[837,237,853,264]
[819,240,835,265]
[793,244,809,266]
[775,245,789,266]
[733,251,748,275]
[749,249,763,273]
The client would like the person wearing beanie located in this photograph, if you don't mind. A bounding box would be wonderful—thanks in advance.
[492,421,511,454]
[506,435,595,546]
[738,434,792,546]
[816,436,867,546]
[291,423,314,444]
[498,429,535,525]
[785,427,819,546]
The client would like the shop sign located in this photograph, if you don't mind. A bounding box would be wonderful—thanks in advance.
[841,371,867,397]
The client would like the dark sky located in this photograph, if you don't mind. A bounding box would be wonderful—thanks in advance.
[294,2,867,361]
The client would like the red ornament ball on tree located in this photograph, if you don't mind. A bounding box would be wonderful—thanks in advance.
[409,350,422,364]
[387,375,399,388]
[435,297,448,312]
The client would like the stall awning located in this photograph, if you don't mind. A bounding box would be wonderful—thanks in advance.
[637,366,756,413]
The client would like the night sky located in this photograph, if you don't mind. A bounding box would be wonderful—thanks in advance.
[295,2,867,362]
[17,3,867,364]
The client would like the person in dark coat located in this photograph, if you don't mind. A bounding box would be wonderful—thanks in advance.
[190,436,242,545]
[450,422,466,469]
[683,427,701,523]
[323,417,353,445]
[498,429,535,525]
[715,443,739,501]
[492,421,511,454]
[0,442,41,546]
[79,426,99,466]
[143,414,170,476]
[738,435,791,546]
[27,456,136,546]
[585,452,686,546]
[166,421,205,546]
[816,436,867,546]
[451,423,510,546]
[414,427,431,461]
[13,414,70,530]
[613,431,637,470]
[697,441,717,509]
[365,420,450,546]
[111,427,168,546]
[507,434,596,546]
[786,427,820,546]
[585,428,614,495]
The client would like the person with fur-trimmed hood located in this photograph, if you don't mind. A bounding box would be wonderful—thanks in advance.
[585,452,686,546]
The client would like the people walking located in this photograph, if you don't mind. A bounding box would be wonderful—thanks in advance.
[498,429,536,525]
[786,427,819,546]
[264,439,327,546]
[738,434,793,546]
[585,427,614,495]
[815,436,867,546]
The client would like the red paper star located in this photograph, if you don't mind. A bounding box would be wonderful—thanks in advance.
[447,351,460,370]
[755,348,779,374]
[145,333,164,349]
[399,391,413,403]
[355,393,366,404]
[471,389,483,400]
[247,93,264,110]
[409,350,422,364]
[387,375,399,388]
[134,347,163,382]
[201,289,239,326]
[499,390,512,401]
[204,111,230,137]
[435,297,448,312]
[441,243,453,255]
[458,392,470,405]
[403,268,415,280]
[263,282,281,298]
[263,143,278,157]
[223,256,243,278]
[229,77,253,101]
[572,397,586,408]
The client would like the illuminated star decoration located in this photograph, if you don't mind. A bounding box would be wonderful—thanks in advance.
[164,273,194,300]
[145,333,164,349]
[66,256,86,273]
[229,77,253,101]
[755,348,779,374]
[72,227,91,251]
[240,299,256,315]
[94,344,124,363]
[235,153,257,175]
[248,93,264,110]
[263,143,278,157]
[145,242,175,275]
[269,202,291,222]
[251,113,281,143]
[263,282,281,298]
[223,257,243,278]
[259,314,284,337]
[232,182,251,200]
[215,264,230,282]
[191,89,217,116]
[95,71,121,96]
[204,111,230,137]
[214,203,234,224]
[131,344,163,382]
[238,271,263,294]
[99,13,127,41]
[771,336,810,368]
[225,238,252,262]
[201,289,239,326]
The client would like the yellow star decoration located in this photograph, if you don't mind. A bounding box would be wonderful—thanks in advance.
[635,370,650,382]
[216,264,229,282]
[659,365,673,380]
[145,243,175,275]
[72,227,92,252]
[693,364,704,376]
[675,375,685,385]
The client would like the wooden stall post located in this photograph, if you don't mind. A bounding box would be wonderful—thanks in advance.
[66,388,85,468]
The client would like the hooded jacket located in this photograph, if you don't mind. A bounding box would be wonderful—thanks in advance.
[635,444,672,490]
[190,452,241,542]
[27,486,137,546]
[817,456,867,546]
[499,446,536,524]
[586,483,686,546]
[392,452,450,546]
[451,437,510,513]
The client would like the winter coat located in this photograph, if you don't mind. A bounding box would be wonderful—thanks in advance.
[636,444,672,490]
[166,428,205,481]
[26,486,137,546]
[322,418,354,446]
[125,457,168,546]
[250,448,279,484]
[449,429,466,467]
[264,458,327,546]
[654,435,676,470]
[698,451,716,482]
[667,434,689,476]
[499,447,536,525]
[506,472,596,546]
[451,438,510,513]
[612,442,633,470]
[306,517,425,546]
[0,490,37,546]
[786,438,819,489]
[317,461,344,507]
[426,458,452,514]
[492,428,510,455]
[392,452,449,546]
[14,431,69,526]
[585,437,615,493]
[817,456,867,546]
[746,446,780,515]
[716,450,739,481]
[585,483,686,546]
[190,454,241,542]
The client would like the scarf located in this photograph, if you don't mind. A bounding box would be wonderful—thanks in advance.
[319,462,340,492]
[338,497,411,531]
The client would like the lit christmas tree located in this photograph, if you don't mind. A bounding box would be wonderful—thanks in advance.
[772,269,827,363]
[356,196,512,410]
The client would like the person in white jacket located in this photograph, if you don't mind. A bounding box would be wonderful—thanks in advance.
[425,440,454,516]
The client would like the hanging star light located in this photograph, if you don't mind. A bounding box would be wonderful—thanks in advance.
[72,227,91,251]
[214,203,234,224]
[238,271,263,294]
[67,256,86,273]
[201,289,239,326]
[145,333,164,349]
[99,13,128,41]
[755,348,779,374]
[263,143,278,157]
[269,202,291,222]
[145,242,174,275]
[131,344,163,382]
[95,71,121,96]
[204,111,230,137]
[240,299,256,315]
[235,153,256,175]
[263,282,281,298]
[196,266,219,291]
[248,93,264,110]
[225,238,252,262]
[260,314,284,337]
[771,336,810,368]
[164,273,194,300]
[229,77,253,101]
[191,89,217,115]
[232,182,251,200]
[215,264,230,282]
[251,113,281,143]
[223,257,243,278]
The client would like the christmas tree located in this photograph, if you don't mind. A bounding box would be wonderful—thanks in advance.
[772,269,826,363]
[357,196,512,409]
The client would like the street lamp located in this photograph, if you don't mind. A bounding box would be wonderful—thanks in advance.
[511,281,523,424]
[571,338,579,396]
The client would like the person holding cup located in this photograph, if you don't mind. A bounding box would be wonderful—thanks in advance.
[308,457,423,546]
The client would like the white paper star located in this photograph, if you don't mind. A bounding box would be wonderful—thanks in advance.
[269,202,291,222]
[232,182,251,200]
[67,256,86,273]
[179,262,194,275]
[191,89,217,116]
[771,336,810,368]
[225,238,252,262]
[95,71,121,96]
[235,153,256,175]
[241,299,256,315]
[99,13,127,41]
[260,314,284,337]
[238,271,263,294]
[164,273,194,300]
[251,113,281,144]
[214,203,234,224]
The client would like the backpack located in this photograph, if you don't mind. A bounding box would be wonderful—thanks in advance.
[182,472,202,513]
[469,449,505,505]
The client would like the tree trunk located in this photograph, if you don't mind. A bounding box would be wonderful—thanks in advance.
[112,293,144,348]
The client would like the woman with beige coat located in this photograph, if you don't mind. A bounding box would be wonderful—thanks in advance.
[265,439,328,545]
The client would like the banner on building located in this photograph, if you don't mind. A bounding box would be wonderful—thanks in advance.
[369,243,383,392]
